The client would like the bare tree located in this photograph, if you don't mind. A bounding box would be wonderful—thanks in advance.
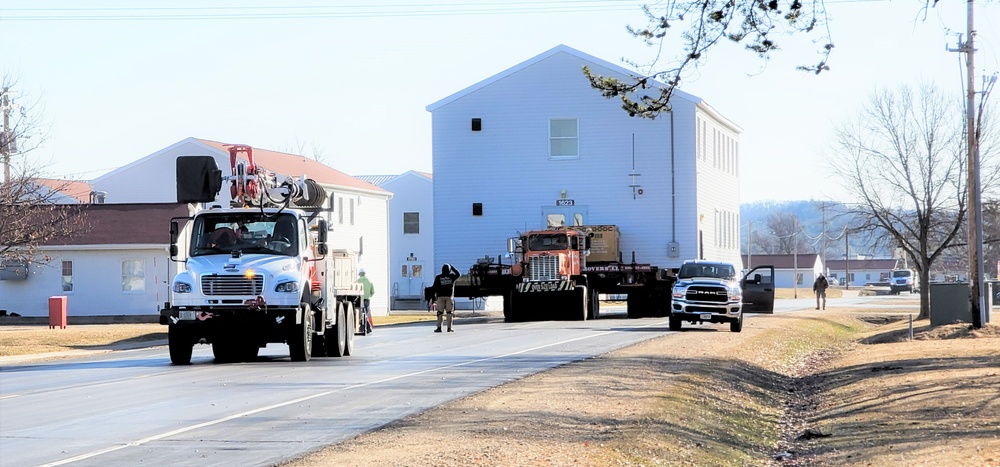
[0,73,88,271]
[584,0,837,117]
[831,84,997,320]
[764,212,810,255]
[277,137,329,165]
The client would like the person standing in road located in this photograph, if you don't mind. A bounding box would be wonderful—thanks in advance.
[813,273,829,310]
[357,269,375,334]
[429,264,461,333]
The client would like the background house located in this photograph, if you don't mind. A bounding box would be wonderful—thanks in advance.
[426,45,743,308]
[826,258,900,288]
[0,203,192,318]
[2,138,394,318]
[356,171,434,310]
[743,254,823,288]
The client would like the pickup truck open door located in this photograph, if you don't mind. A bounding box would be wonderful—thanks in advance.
[741,265,775,313]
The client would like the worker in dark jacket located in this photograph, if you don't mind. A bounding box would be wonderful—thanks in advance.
[429,264,461,333]
[813,274,829,310]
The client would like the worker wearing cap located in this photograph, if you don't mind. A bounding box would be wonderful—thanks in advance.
[429,264,461,332]
[357,269,375,334]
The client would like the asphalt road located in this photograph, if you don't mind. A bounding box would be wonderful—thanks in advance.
[0,294,919,467]
[1,307,683,467]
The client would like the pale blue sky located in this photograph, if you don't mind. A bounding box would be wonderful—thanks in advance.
[2,0,998,202]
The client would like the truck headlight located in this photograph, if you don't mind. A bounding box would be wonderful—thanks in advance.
[672,287,686,299]
[275,281,299,293]
[173,282,192,294]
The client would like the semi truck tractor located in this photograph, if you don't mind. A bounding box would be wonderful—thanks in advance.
[160,146,362,364]
[451,225,677,321]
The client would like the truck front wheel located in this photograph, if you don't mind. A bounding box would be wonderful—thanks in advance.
[730,313,744,333]
[168,325,193,365]
[668,314,682,331]
[288,305,313,362]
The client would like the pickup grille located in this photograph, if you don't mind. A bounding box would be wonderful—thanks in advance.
[529,255,560,281]
[201,275,264,296]
[685,285,729,303]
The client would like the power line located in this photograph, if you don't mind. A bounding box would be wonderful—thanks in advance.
[0,0,641,21]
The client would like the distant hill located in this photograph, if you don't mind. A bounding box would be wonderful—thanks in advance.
[740,200,889,258]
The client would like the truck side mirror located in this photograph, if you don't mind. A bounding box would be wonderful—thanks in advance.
[169,221,179,258]
[507,237,519,254]
[315,218,329,256]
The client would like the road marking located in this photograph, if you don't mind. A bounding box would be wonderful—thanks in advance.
[40,320,665,466]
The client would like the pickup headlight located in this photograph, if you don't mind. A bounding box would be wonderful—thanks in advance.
[275,281,299,293]
[672,287,686,299]
[172,282,192,294]
[729,287,742,302]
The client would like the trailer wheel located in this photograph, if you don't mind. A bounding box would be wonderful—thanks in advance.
[587,288,600,320]
[343,301,356,356]
[669,314,682,331]
[626,293,648,319]
[289,305,313,362]
[168,325,193,365]
[503,291,524,322]
[327,302,348,357]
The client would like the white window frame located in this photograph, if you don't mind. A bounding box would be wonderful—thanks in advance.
[61,260,74,292]
[549,118,579,159]
[121,258,145,293]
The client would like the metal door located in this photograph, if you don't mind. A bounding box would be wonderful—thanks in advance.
[401,262,425,297]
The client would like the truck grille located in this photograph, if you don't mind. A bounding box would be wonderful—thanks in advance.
[685,285,729,303]
[529,255,560,281]
[201,275,264,296]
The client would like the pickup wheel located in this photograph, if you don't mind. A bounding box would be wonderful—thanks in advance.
[327,302,348,357]
[344,301,356,356]
[730,313,743,333]
[289,305,313,362]
[669,314,682,331]
[168,325,193,365]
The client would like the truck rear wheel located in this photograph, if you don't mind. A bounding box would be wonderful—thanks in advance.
[587,288,600,320]
[168,325,193,365]
[343,301,356,356]
[289,306,313,362]
[569,286,588,321]
[327,302,348,357]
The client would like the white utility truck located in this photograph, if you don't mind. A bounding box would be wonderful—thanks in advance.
[161,146,362,364]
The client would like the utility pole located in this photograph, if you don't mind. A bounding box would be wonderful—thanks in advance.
[1,86,11,185]
[948,1,986,328]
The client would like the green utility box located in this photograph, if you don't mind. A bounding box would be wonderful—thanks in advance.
[929,283,971,326]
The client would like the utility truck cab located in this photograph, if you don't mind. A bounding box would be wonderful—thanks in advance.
[889,269,915,294]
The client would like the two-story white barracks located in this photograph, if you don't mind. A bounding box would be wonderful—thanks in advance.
[426,45,743,291]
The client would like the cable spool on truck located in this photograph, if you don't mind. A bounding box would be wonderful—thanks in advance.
[161,145,363,365]
[451,225,676,321]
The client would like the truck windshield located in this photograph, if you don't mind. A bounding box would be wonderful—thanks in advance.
[527,234,569,251]
[191,213,298,256]
[678,263,736,280]
[892,270,912,278]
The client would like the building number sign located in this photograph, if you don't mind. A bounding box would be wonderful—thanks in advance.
[555,199,575,206]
